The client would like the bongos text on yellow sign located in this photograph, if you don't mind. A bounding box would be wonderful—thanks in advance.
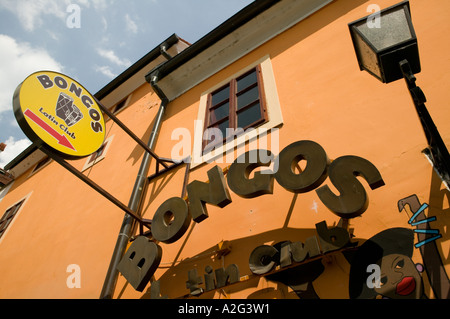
[13,71,105,159]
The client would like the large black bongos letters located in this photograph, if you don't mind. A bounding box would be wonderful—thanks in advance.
[117,139,385,292]
[315,155,385,218]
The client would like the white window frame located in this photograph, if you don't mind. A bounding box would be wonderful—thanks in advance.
[0,182,14,204]
[191,55,283,168]
[112,94,132,115]
[28,156,52,178]
[81,135,115,172]
[0,192,32,244]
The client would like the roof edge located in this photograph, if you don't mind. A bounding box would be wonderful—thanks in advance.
[145,0,280,83]
[4,143,38,171]
[94,33,182,101]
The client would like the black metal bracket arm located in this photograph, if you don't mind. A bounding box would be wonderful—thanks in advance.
[37,100,188,232]
[399,59,450,186]
[95,97,175,170]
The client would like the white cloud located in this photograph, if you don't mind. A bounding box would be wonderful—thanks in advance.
[0,34,63,114]
[47,30,60,41]
[96,48,131,68]
[0,136,32,169]
[101,16,108,32]
[125,14,138,34]
[76,0,110,11]
[94,65,116,79]
[0,0,111,32]
[94,0,109,11]
[0,0,70,32]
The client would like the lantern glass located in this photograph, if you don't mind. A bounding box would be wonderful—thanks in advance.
[355,8,413,51]
[352,29,382,79]
[348,1,420,83]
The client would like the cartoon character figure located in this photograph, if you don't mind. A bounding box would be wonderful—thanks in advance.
[349,227,425,299]
[349,194,450,299]
[398,195,450,299]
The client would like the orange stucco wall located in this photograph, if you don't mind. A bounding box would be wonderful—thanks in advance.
[0,83,163,298]
[0,0,449,299]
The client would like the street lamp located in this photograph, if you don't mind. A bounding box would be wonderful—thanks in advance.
[348,1,420,83]
[348,0,450,187]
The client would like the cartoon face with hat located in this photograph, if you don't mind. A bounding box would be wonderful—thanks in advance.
[349,228,424,299]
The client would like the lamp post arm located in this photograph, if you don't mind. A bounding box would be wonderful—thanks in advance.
[399,59,450,186]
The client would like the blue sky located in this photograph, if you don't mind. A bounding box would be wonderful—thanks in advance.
[0,0,254,168]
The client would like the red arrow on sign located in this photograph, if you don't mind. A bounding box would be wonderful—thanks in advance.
[24,109,76,151]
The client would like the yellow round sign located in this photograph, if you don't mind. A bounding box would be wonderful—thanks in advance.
[13,71,106,159]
